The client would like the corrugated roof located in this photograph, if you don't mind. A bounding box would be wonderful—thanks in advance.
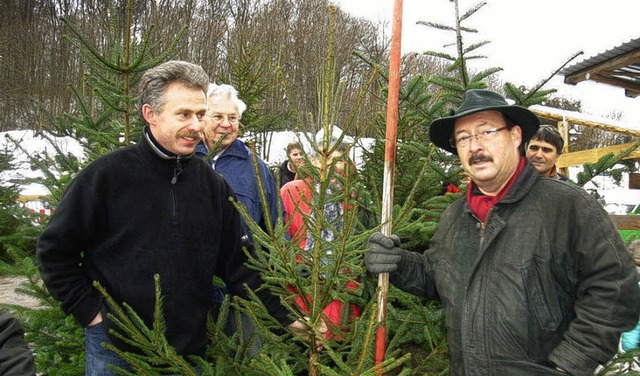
[562,37,640,98]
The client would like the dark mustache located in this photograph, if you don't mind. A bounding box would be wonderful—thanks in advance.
[469,153,492,165]
[177,131,202,140]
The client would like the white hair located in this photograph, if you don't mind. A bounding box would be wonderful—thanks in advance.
[315,126,353,149]
[309,125,354,158]
[206,83,247,117]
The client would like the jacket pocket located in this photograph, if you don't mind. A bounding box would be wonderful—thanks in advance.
[526,259,562,332]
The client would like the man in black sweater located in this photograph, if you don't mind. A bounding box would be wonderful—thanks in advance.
[36,61,313,375]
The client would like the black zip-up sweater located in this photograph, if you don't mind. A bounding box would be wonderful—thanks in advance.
[36,128,290,357]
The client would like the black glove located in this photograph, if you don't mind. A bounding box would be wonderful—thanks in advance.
[365,232,404,274]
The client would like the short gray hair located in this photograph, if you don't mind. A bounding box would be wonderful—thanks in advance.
[207,83,247,117]
[137,60,209,120]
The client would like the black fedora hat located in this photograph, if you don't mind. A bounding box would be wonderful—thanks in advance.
[429,89,540,154]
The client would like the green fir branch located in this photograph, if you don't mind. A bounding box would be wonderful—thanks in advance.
[93,277,200,375]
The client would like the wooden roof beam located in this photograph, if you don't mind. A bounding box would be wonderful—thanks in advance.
[531,109,640,137]
[625,88,640,98]
[557,142,640,168]
[564,48,640,85]
[587,72,640,97]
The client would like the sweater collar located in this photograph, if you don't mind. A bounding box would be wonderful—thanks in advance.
[143,127,195,160]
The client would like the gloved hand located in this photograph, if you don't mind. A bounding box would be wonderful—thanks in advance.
[365,232,405,274]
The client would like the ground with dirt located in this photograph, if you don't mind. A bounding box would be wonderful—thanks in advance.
[0,275,41,309]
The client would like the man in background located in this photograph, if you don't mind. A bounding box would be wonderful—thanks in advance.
[196,83,280,354]
[526,125,569,180]
[279,141,305,188]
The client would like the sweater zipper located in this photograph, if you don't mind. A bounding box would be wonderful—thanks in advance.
[170,157,183,220]
[171,157,183,185]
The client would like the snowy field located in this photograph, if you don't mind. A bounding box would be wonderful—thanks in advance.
[0,129,374,194]
[2,130,85,196]
[2,129,639,215]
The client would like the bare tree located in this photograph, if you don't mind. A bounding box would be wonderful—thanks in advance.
[0,0,436,142]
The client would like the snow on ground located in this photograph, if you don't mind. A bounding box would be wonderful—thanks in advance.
[581,173,640,215]
[247,130,375,170]
[1,130,85,196]
[1,129,374,196]
[2,129,638,215]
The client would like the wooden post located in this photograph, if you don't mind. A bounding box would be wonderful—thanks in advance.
[558,118,570,176]
[375,0,403,373]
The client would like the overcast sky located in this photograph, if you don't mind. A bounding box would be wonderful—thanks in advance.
[333,0,640,127]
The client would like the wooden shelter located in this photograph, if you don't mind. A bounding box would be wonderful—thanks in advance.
[562,37,640,98]
[557,39,640,231]
[533,36,640,170]
[530,107,640,170]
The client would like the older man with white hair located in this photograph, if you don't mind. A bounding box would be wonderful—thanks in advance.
[195,83,280,354]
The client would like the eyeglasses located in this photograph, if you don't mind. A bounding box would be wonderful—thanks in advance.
[206,113,240,125]
[449,126,509,149]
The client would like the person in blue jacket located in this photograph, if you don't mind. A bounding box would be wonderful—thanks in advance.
[621,281,640,352]
[196,83,278,238]
[196,83,280,354]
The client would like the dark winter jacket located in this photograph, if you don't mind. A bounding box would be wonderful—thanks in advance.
[391,161,640,375]
[36,128,290,357]
[195,139,279,237]
[0,310,36,376]
[278,159,296,188]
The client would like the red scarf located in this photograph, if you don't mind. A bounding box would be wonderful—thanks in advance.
[467,157,526,223]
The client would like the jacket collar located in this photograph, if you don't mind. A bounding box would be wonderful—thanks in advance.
[196,139,250,161]
[219,139,250,159]
[497,159,539,204]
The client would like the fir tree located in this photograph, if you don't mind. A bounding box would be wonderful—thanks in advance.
[0,1,193,373]
[0,145,24,263]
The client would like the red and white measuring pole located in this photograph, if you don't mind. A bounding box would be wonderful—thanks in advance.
[375,0,403,373]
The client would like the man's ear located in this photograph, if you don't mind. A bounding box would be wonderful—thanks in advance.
[141,104,156,126]
[512,125,523,147]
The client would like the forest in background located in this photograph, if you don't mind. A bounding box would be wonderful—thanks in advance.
[1,0,632,155]
[0,0,451,137]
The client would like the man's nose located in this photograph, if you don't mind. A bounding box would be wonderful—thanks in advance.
[188,115,204,132]
[467,136,482,151]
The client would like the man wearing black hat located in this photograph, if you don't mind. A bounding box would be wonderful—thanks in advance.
[365,89,640,375]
